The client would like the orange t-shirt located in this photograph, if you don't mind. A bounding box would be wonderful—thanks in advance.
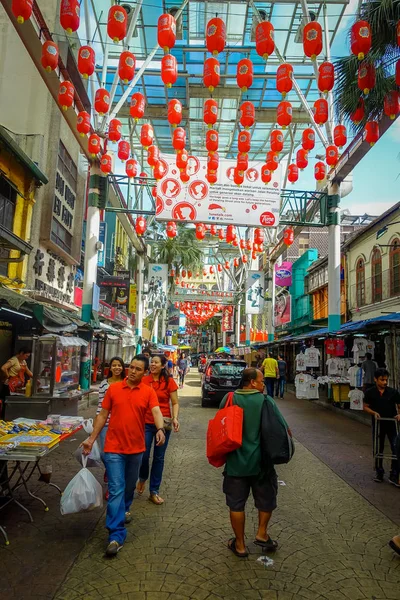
[142,374,178,423]
[102,379,159,454]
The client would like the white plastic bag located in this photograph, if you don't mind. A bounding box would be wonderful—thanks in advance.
[78,418,102,465]
[60,456,103,515]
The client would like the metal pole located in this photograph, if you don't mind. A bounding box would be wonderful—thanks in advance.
[327,182,341,332]
[235,300,242,348]
[268,261,276,342]
[136,254,145,352]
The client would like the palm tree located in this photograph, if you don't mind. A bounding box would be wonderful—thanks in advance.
[334,0,400,132]
[153,223,204,274]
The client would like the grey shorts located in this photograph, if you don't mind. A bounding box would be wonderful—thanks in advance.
[223,470,278,513]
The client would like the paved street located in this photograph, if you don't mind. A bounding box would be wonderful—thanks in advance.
[2,372,400,600]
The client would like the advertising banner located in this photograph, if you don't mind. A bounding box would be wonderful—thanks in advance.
[98,222,107,268]
[245,271,265,315]
[147,264,168,311]
[274,293,291,327]
[275,261,293,287]
[128,283,137,313]
[222,306,234,332]
[155,154,281,227]
[178,312,186,334]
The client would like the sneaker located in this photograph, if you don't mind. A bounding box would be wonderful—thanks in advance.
[105,540,123,556]
[389,478,400,488]
[125,511,132,523]
[373,473,384,483]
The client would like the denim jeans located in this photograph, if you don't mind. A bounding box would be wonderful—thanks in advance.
[276,378,286,398]
[103,451,143,544]
[265,377,276,398]
[138,423,171,494]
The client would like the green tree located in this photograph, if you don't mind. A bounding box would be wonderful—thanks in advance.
[153,224,204,274]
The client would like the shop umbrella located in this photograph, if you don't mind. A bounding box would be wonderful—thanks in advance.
[215,347,231,353]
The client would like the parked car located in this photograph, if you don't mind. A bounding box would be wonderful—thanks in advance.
[201,359,247,407]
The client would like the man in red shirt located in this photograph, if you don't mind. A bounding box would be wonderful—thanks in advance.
[81,355,166,556]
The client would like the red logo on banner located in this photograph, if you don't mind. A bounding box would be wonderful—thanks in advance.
[246,168,258,182]
[187,155,200,176]
[172,202,197,221]
[188,180,208,201]
[158,158,169,177]
[226,166,235,180]
[161,178,181,198]
[259,211,276,226]
[156,196,164,215]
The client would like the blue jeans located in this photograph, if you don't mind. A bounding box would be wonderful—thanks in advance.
[103,452,143,544]
[276,378,286,398]
[138,423,171,494]
[265,377,276,398]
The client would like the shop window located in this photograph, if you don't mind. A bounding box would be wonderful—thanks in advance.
[58,142,77,193]
[356,258,365,307]
[371,248,382,303]
[0,176,17,232]
[390,239,400,297]
[298,234,309,256]
[50,218,72,254]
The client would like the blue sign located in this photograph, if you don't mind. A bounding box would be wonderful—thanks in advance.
[98,222,107,268]
[92,284,100,312]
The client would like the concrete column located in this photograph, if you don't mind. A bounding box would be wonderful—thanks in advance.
[222,331,227,346]
[328,182,341,332]
[161,309,167,343]
[82,170,101,323]
[268,262,276,342]
[135,253,145,353]
[152,312,159,344]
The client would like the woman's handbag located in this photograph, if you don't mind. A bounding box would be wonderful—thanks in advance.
[206,392,243,468]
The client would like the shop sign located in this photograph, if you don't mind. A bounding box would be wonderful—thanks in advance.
[146,264,168,313]
[100,276,129,288]
[113,308,128,326]
[98,222,107,268]
[274,293,291,327]
[245,271,265,315]
[222,306,234,332]
[129,284,137,313]
[32,246,76,310]
[74,286,83,308]
[178,312,186,334]
[99,300,113,320]
[54,164,75,233]
[275,261,292,287]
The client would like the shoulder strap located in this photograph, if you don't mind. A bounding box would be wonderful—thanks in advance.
[225,391,235,407]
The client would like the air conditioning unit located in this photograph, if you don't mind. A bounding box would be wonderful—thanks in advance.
[169,6,183,40]
[121,3,138,37]
[294,11,317,44]
[251,9,267,42]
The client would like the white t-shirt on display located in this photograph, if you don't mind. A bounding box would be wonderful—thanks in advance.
[305,346,320,368]
[295,353,307,371]
[348,366,364,387]
[295,373,311,398]
[308,380,319,399]
[349,388,364,411]
[326,358,340,376]
[352,338,368,363]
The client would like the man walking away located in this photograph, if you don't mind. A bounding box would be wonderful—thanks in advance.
[276,355,287,399]
[363,368,400,487]
[362,352,378,391]
[221,368,284,557]
[261,353,279,398]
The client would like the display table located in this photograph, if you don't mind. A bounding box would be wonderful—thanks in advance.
[4,392,84,420]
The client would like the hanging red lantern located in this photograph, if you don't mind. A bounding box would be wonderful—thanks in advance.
[233,258,239,268]
[226,225,236,244]
[175,279,180,286]
[41,41,59,72]
[130,92,145,122]
[225,261,230,270]
[78,46,95,79]
[209,266,215,274]
[107,5,127,43]
[302,128,315,151]
[350,98,365,125]
[95,88,110,115]
[108,118,122,142]
[77,111,90,136]
[157,13,176,52]
[253,243,259,253]
[334,124,347,148]
[135,216,147,237]
[12,0,33,24]
[252,251,257,261]
[153,161,166,180]
[233,168,244,186]
[147,145,159,168]
[283,227,294,246]
[140,124,154,149]
[204,98,218,128]
[206,171,218,185]
[266,151,279,172]
[207,152,219,173]
[196,223,206,240]
[139,172,147,184]
[60,0,80,34]
[176,149,188,171]
[357,62,375,94]
[58,81,74,111]
[206,129,219,153]
[276,63,293,98]
[161,54,177,88]
[246,239,252,251]
[180,169,190,183]
[239,101,255,129]
[100,153,112,175]
[188,270,192,278]
[365,121,379,146]
[313,98,328,125]
[314,161,326,181]
[181,269,187,278]
[303,21,323,60]
[168,99,182,127]
[296,148,308,171]
[238,130,251,154]
[117,140,130,162]
[210,225,217,236]
[326,145,339,167]
[170,269,176,277]
[396,60,400,86]
[118,51,135,84]
[255,20,274,60]
[237,153,248,174]
[206,17,226,56]
[173,127,186,152]
[217,264,223,272]
[166,221,177,238]
[318,61,334,94]
[261,164,272,185]
[277,101,292,128]
[126,158,137,179]
[237,59,253,92]
[351,21,372,60]
[270,129,284,154]
[383,91,400,120]
[218,228,224,241]
[204,57,220,92]
[254,228,264,243]
[151,186,157,198]
[287,164,298,184]
[88,133,101,157]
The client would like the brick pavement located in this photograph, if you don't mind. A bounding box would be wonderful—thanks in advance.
[52,373,400,600]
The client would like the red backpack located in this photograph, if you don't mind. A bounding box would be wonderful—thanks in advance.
[206,392,244,467]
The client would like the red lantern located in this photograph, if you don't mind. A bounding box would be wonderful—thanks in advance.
[206,17,226,56]
[287,164,298,184]
[207,152,219,173]
[351,21,372,60]
[365,121,379,146]
[170,269,176,277]
[358,62,375,94]
[226,225,236,244]
[77,111,90,136]
[254,228,264,243]
[168,99,182,127]
[334,124,347,149]
[266,151,279,172]
[188,270,192,278]
[314,161,326,181]
[196,223,206,240]
[218,229,224,241]
[60,0,80,34]
[88,133,101,157]
[140,124,154,149]
[384,91,400,120]
[237,153,248,174]
[239,101,255,129]
[276,63,293,97]
[206,129,219,153]
[130,92,145,122]
[151,186,157,198]
[204,99,218,128]
[157,13,176,52]
[161,54,177,88]
[119,51,135,83]
[296,148,308,171]
[261,164,272,184]
[12,0,33,24]
[351,98,365,125]
[303,21,322,60]
[233,168,244,186]
[176,149,188,171]
[100,153,112,175]
[302,128,315,151]
[181,269,187,278]
[210,225,217,236]
[252,251,257,260]
[238,130,251,154]
[396,60,400,86]
[173,127,186,152]
[277,101,292,128]
[180,169,190,183]
[126,158,137,178]
[326,145,339,167]
[246,239,252,251]
[225,261,230,270]
[135,216,147,237]
[58,81,74,111]
[217,263,223,272]
[78,46,95,79]
[95,88,110,115]
[107,5,127,43]
[41,41,59,72]
[270,129,284,154]
[242,254,248,264]
[283,227,294,246]
[210,265,215,274]
[117,140,130,162]
[147,145,159,168]
[204,57,220,92]
[154,161,166,180]
[255,21,274,60]
[233,258,239,268]
[166,221,177,238]
[108,118,122,142]
[237,59,253,92]
[318,61,334,93]
[206,171,218,185]
[313,98,328,125]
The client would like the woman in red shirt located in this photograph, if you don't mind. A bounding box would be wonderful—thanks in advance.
[137,355,179,504]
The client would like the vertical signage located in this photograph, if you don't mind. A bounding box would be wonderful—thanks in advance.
[245,271,265,315]
[147,264,168,311]
[222,306,234,332]
[98,222,107,268]
[128,283,137,313]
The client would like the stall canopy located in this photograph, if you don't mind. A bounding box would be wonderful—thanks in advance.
[337,313,400,333]
[40,334,88,347]
[33,305,85,333]
[157,344,177,352]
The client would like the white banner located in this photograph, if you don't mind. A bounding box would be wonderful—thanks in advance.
[146,264,168,314]
[155,154,281,227]
[245,270,265,315]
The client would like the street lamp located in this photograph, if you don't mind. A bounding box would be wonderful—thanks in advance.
[376,221,400,240]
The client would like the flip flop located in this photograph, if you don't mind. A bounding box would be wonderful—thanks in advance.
[389,540,400,556]
[149,493,164,505]
[228,537,249,558]
[136,481,145,496]
[254,536,279,552]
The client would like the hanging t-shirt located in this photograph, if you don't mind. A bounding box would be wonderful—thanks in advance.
[325,339,337,355]
[365,340,375,358]
[308,380,319,399]
[349,388,364,411]
[305,346,320,368]
[335,339,345,357]
[295,353,306,371]
[348,365,364,388]
[352,338,368,363]
[337,358,351,377]
[326,358,340,376]
[295,373,311,398]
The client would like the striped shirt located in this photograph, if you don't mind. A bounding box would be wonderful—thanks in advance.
[97,379,111,426]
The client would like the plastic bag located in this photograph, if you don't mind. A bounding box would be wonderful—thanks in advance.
[83,418,94,434]
[74,444,102,468]
[60,456,103,515]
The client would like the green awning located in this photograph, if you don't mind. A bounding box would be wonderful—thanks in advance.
[0,126,48,185]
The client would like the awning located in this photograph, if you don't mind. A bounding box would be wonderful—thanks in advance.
[0,285,37,310]
[40,334,88,347]
[0,126,48,184]
[338,312,400,333]
[0,224,33,255]
[33,305,86,333]
[95,322,123,336]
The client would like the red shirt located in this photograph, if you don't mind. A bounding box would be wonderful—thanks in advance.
[102,379,159,454]
[142,374,178,423]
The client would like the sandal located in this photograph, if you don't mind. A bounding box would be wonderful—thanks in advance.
[254,536,278,552]
[136,481,146,496]
[389,540,400,556]
[149,493,164,505]
[228,537,249,558]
